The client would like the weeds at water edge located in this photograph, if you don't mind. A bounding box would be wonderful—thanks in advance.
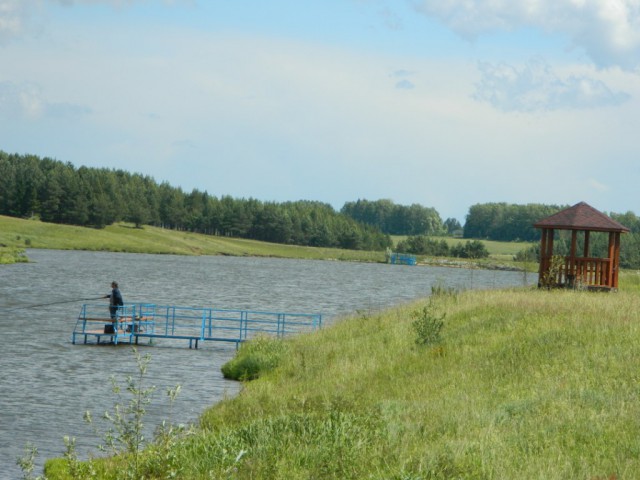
[18,348,187,480]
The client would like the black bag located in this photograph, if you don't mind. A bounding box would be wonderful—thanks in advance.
[104,324,115,334]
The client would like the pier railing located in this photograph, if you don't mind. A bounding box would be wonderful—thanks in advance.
[72,303,322,348]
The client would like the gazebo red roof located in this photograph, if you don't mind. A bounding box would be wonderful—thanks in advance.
[534,202,630,233]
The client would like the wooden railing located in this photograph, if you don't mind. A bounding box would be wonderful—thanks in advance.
[561,257,611,288]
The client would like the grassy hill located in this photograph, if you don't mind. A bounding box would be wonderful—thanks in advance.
[43,276,640,479]
[0,215,385,263]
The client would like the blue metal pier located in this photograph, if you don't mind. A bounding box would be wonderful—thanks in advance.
[389,252,417,265]
[72,303,322,348]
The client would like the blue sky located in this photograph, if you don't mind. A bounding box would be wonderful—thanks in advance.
[1,1,639,223]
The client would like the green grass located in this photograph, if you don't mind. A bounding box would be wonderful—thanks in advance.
[45,278,640,479]
[391,235,534,256]
[0,215,385,262]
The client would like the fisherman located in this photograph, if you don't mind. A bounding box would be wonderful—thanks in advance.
[104,281,124,320]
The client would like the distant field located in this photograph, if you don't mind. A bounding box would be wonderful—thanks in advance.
[391,235,535,257]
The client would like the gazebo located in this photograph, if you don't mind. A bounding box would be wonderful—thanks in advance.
[534,202,629,290]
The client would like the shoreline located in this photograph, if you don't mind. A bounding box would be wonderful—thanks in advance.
[0,215,531,272]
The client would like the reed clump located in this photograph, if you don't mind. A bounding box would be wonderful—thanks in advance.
[44,279,640,479]
[222,335,291,381]
[0,246,28,264]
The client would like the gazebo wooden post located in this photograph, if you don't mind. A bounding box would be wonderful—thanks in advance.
[583,230,590,257]
[568,230,578,286]
[608,232,615,289]
[539,227,555,284]
[539,228,548,280]
[610,231,622,289]
[582,230,590,285]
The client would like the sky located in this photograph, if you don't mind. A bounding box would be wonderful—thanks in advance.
[1,1,639,222]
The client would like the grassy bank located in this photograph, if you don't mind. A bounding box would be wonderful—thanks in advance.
[1,216,529,270]
[44,277,640,479]
[0,215,385,262]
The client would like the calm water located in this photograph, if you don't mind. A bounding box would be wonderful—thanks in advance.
[0,249,534,477]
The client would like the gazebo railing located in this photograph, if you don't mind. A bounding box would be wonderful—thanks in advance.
[557,256,612,288]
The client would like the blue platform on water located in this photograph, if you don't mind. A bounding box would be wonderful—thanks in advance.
[72,303,322,349]
[389,253,417,266]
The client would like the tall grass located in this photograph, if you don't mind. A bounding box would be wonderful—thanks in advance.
[45,280,640,479]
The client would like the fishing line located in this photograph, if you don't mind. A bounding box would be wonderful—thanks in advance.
[1,296,106,312]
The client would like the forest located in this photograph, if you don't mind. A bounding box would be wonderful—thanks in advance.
[2,151,639,267]
[0,151,391,251]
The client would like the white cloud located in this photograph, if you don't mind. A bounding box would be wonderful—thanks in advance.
[412,0,640,70]
[474,57,631,111]
[0,80,91,119]
[0,80,44,117]
[0,0,31,43]
[0,0,191,43]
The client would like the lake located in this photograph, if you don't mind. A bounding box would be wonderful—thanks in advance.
[0,249,535,477]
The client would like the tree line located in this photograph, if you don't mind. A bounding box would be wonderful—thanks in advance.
[340,199,456,235]
[395,236,490,259]
[3,151,639,267]
[463,203,562,241]
[467,202,640,269]
[0,152,391,251]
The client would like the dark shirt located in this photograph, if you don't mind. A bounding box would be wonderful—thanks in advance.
[108,288,124,306]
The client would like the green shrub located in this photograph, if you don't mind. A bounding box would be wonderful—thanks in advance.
[221,335,290,381]
[0,247,28,264]
[540,255,565,288]
[451,240,490,259]
[411,301,445,346]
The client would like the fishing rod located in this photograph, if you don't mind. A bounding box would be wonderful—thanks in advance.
[0,296,106,312]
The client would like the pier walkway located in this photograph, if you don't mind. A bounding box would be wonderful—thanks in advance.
[72,303,322,348]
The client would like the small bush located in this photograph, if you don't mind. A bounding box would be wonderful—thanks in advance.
[540,255,565,288]
[450,240,489,259]
[221,335,290,381]
[514,245,538,262]
[411,301,445,347]
[396,236,450,256]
